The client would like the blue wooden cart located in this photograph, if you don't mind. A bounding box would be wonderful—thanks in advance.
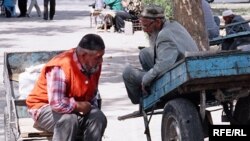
[119,50,250,141]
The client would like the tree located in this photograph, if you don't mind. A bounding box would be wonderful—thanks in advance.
[143,0,209,51]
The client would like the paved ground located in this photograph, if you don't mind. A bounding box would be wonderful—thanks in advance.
[0,1,249,141]
[0,0,162,140]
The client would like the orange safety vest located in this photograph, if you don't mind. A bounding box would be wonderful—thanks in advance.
[26,49,101,110]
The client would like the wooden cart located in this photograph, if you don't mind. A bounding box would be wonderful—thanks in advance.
[119,50,250,141]
[4,51,63,141]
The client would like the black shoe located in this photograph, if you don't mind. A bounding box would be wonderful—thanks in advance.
[43,17,48,20]
[17,14,26,18]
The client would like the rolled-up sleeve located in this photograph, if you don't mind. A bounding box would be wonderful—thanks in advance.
[46,67,76,113]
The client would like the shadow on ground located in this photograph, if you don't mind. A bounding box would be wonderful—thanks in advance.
[101,48,140,84]
[0,10,90,21]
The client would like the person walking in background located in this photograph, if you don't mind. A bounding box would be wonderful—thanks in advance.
[43,0,56,20]
[17,0,27,17]
[221,9,250,50]
[3,0,16,17]
[27,0,41,17]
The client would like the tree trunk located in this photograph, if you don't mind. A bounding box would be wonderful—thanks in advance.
[173,0,209,51]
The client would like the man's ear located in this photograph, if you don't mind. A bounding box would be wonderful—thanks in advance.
[76,49,88,60]
[155,18,162,28]
[80,51,88,58]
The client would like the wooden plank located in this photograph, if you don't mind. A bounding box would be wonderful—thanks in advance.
[187,51,250,78]
[18,118,53,138]
[143,51,250,110]
[143,62,188,109]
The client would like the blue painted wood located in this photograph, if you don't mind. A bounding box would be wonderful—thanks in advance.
[143,51,250,110]
[188,54,250,78]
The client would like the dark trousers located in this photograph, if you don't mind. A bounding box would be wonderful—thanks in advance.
[122,47,154,104]
[5,6,14,17]
[18,0,27,16]
[222,37,250,50]
[114,11,137,31]
[44,0,56,20]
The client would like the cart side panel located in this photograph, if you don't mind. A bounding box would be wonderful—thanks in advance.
[143,51,250,110]
[143,62,188,109]
[187,52,250,78]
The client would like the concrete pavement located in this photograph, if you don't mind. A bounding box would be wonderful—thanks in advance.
[0,0,162,140]
[1,1,249,140]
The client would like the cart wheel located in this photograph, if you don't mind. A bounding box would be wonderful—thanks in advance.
[4,107,14,141]
[233,95,250,125]
[161,98,203,141]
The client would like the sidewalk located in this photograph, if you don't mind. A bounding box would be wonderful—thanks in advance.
[0,0,162,140]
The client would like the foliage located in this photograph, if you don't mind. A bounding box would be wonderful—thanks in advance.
[142,0,173,19]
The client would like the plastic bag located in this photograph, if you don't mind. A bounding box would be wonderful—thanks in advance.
[18,64,45,99]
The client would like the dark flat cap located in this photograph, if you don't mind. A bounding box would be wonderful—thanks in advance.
[140,4,165,19]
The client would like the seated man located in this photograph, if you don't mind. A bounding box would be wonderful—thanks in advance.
[202,0,220,39]
[104,0,123,11]
[122,4,199,104]
[221,9,250,50]
[26,34,107,141]
[113,0,142,33]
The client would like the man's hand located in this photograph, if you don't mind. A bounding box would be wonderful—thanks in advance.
[75,101,92,115]
[141,83,148,96]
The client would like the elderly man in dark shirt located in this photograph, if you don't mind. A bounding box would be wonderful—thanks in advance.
[221,9,250,50]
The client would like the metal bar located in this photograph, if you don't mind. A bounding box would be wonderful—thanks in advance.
[219,19,250,29]
[200,90,206,121]
[140,94,152,141]
[209,31,250,46]
[142,109,151,141]
[118,110,163,121]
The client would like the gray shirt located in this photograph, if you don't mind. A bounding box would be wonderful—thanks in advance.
[142,20,199,86]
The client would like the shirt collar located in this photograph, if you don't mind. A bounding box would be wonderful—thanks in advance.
[73,49,83,71]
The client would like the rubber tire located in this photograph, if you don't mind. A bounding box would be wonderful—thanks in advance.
[161,98,203,141]
[233,95,250,125]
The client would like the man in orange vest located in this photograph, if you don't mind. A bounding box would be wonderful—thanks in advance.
[26,34,107,141]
